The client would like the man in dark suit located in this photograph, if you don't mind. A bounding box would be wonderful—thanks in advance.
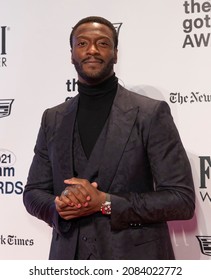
[23,16,195,260]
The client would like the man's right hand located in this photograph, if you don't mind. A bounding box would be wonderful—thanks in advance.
[54,179,106,220]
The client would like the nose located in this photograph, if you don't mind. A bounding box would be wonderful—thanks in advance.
[87,43,99,55]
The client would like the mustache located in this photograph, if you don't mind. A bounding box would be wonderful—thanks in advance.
[82,56,104,63]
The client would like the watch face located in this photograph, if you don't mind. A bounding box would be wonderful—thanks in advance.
[101,202,111,215]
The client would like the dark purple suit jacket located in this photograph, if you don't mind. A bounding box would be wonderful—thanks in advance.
[23,84,195,259]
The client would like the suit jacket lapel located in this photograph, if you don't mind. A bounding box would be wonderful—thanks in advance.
[98,85,139,192]
[54,96,79,180]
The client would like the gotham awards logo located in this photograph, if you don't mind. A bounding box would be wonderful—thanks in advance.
[0,149,24,195]
[182,0,211,48]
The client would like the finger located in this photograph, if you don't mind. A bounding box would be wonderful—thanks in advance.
[72,184,91,203]
[58,207,84,219]
[54,196,67,209]
[64,179,92,202]
[64,178,78,185]
[57,208,79,219]
[64,188,84,208]
[64,177,88,186]
[55,196,73,213]
[60,190,74,206]
[68,186,90,207]
[91,182,98,188]
[59,207,91,220]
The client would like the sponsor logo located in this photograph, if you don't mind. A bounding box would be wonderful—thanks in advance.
[169,91,211,104]
[66,78,77,93]
[0,234,34,246]
[112,22,122,36]
[0,26,7,55]
[197,236,211,256]
[199,156,211,202]
[182,0,211,48]
[0,148,24,195]
[0,26,9,67]
[0,99,14,118]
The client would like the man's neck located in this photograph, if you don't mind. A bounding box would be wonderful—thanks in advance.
[78,71,114,86]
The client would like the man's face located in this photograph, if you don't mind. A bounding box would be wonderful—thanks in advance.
[71,22,118,85]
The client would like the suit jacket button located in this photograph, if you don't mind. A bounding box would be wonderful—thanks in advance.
[82,236,87,241]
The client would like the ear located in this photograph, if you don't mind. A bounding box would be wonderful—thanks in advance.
[114,48,118,64]
[70,49,73,64]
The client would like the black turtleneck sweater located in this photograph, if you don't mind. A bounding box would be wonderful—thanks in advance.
[77,74,118,159]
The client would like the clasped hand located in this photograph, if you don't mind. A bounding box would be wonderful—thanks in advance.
[54,177,106,220]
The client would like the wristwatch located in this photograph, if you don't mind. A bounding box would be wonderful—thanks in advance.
[100,193,111,215]
[101,201,111,215]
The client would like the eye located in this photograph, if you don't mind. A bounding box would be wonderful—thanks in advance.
[98,40,110,48]
[100,41,108,45]
[77,41,87,47]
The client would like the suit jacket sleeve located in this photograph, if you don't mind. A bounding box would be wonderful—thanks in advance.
[23,109,71,234]
[110,101,195,231]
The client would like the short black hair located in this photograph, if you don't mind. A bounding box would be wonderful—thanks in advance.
[69,16,118,48]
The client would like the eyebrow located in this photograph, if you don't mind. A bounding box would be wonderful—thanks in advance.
[75,34,112,42]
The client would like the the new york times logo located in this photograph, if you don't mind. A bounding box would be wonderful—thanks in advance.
[0,234,34,246]
[66,22,123,97]
[182,0,211,48]
[169,91,211,104]
[0,26,9,67]
[199,156,211,202]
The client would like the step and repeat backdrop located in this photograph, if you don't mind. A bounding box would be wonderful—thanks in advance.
[1,0,211,260]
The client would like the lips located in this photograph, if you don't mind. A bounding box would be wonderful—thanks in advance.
[82,57,103,64]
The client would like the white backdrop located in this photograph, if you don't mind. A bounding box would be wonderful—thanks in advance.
[1,0,211,260]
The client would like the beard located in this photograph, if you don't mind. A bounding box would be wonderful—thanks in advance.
[72,56,115,84]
